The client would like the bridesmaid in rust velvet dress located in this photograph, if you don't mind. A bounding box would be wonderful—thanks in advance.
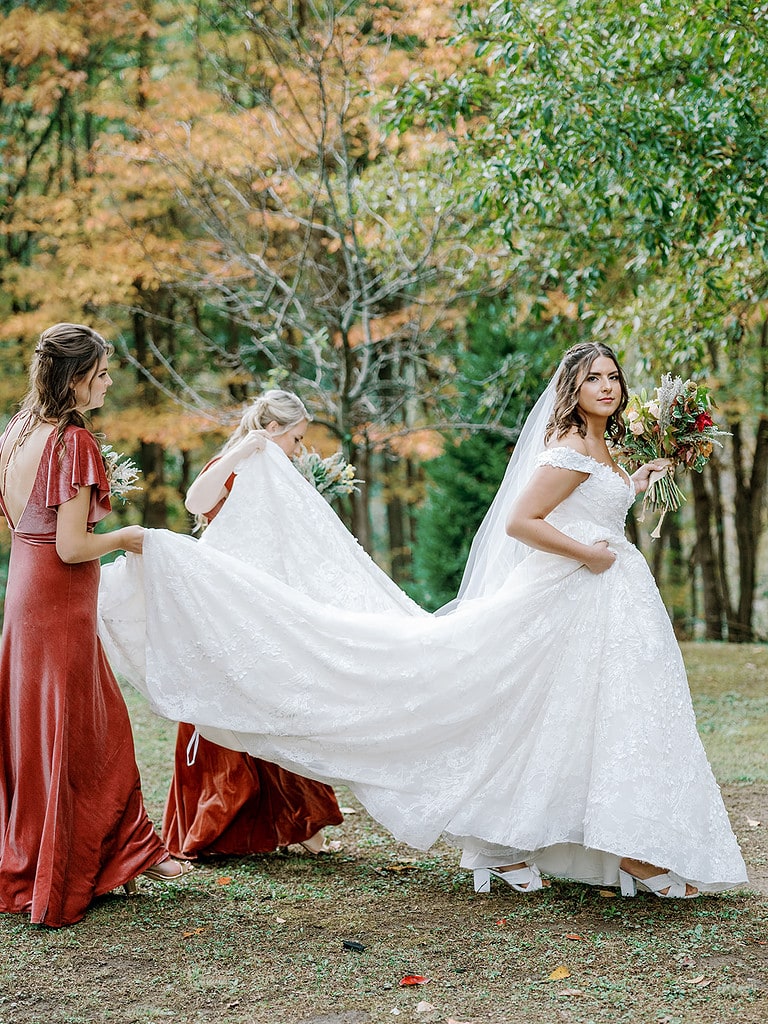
[162,391,343,860]
[0,322,188,928]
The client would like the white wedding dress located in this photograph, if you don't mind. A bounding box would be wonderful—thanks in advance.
[98,441,747,891]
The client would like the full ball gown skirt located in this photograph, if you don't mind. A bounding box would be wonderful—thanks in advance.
[0,424,166,927]
[161,462,343,860]
[99,442,748,892]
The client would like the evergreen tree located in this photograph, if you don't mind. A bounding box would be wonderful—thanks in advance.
[410,303,570,609]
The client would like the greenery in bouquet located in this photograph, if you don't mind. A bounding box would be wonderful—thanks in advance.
[616,374,727,537]
[292,446,361,501]
[100,444,143,504]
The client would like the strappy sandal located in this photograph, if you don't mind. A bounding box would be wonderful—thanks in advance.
[473,863,543,894]
[619,868,699,899]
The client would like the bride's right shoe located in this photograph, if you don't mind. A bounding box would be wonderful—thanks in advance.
[473,863,543,894]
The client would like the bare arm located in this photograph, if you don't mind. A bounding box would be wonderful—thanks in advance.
[184,431,267,515]
[505,465,616,574]
[56,485,144,564]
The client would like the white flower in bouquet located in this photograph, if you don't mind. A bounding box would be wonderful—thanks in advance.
[292,446,362,501]
[100,444,143,504]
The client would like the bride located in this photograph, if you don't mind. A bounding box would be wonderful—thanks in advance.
[99,343,747,898]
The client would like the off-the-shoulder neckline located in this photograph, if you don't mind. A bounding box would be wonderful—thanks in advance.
[542,446,632,488]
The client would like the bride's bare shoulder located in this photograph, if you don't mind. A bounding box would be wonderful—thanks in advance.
[544,429,588,455]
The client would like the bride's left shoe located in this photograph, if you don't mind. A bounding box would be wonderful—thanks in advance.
[619,858,699,899]
[473,863,543,894]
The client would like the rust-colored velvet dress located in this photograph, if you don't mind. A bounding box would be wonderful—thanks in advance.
[161,468,343,859]
[0,422,167,927]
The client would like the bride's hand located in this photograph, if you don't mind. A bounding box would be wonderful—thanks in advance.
[631,458,673,494]
[584,540,616,574]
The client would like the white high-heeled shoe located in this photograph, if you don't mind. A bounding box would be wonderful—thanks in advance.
[473,863,543,894]
[619,868,699,899]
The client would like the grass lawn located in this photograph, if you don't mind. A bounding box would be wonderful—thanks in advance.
[0,642,766,1024]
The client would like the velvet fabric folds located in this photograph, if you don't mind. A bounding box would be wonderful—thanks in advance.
[0,423,166,927]
[161,462,343,859]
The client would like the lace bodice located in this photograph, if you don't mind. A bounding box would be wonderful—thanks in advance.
[537,447,634,541]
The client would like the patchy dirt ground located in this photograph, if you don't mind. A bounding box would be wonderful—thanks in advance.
[0,645,766,1024]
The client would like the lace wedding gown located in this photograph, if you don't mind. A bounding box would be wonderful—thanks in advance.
[99,442,747,891]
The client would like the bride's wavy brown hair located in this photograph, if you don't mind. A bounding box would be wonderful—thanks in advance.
[544,342,628,445]
[20,322,113,450]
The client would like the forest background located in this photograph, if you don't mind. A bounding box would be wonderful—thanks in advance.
[1,0,767,641]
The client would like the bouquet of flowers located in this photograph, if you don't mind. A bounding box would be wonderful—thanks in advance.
[101,444,143,504]
[617,374,727,538]
[292,446,361,501]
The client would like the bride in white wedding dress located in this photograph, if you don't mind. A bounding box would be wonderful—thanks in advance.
[98,343,747,899]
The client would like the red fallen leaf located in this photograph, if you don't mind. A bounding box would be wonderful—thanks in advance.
[182,927,205,937]
[216,876,233,885]
[399,975,430,986]
[496,918,507,926]
[565,933,585,940]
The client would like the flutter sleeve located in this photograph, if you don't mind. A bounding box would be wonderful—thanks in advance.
[45,427,112,524]
[536,447,594,474]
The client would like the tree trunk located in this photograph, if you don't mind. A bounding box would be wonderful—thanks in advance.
[690,470,725,640]
[384,456,411,584]
[729,414,768,641]
[350,443,372,553]
[133,309,169,529]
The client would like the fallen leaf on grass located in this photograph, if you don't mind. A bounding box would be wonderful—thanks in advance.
[684,976,712,988]
[339,806,357,814]
[446,1019,475,1024]
[565,933,585,940]
[559,988,584,997]
[416,1001,435,1013]
[390,1010,401,1016]
[382,864,419,873]
[746,818,761,828]
[399,975,430,986]
[598,889,616,898]
[182,927,205,937]
[495,918,507,926]
[275,916,286,924]
[216,876,233,885]
[548,965,571,980]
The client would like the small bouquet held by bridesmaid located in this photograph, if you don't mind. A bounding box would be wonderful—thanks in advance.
[101,444,143,504]
[617,374,727,538]
[292,446,361,502]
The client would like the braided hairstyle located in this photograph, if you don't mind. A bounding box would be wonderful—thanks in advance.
[20,323,112,450]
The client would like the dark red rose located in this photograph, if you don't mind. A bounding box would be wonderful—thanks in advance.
[695,411,714,431]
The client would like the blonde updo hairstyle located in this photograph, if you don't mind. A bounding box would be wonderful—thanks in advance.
[21,322,113,450]
[219,389,311,458]
[544,342,628,445]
